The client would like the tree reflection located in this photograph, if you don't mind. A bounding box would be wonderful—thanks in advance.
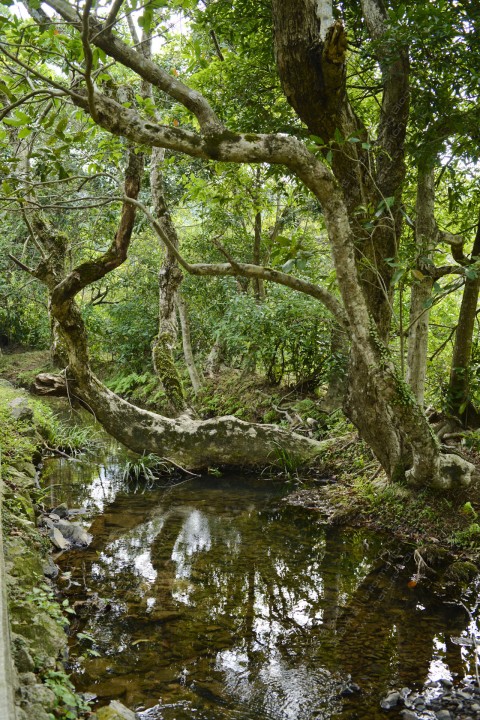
[60,478,475,719]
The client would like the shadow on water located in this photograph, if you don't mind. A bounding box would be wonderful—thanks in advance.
[41,438,480,720]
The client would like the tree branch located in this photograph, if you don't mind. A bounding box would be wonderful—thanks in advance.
[42,0,223,131]
[50,149,143,306]
[124,196,348,326]
[81,0,98,122]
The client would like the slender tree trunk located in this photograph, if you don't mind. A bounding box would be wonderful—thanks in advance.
[447,217,480,425]
[176,292,204,394]
[205,337,223,378]
[253,211,265,300]
[406,168,437,406]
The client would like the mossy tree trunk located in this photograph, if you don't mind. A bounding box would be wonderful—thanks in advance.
[406,168,437,407]
[150,147,187,414]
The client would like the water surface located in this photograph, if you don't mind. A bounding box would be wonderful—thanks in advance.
[41,440,480,720]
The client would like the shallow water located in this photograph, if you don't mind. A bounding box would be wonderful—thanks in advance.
[41,439,480,720]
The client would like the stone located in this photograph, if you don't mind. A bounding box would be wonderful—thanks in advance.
[380,691,401,710]
[401,711,419,720]
[18,672,37,686]
[54,519,91,546]
[24,683,56,708]
[19,703,51,720]
[96,700,138,720]
[49,527,70,551]
[435,711,452,720]
[8,397,33,422]
[42,557,59,579]
[11,636,35,673]
[33,373,68,397]
[52,504,69,518]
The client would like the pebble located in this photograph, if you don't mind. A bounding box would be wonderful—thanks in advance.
[381,681,480,719]
[381,691,401,710]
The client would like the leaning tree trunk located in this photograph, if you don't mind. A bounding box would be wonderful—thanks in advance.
[21,152,327,470]
[52,295,329,469]
[447,217,480,425]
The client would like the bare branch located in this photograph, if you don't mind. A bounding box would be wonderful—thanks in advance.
[8,253,35,275]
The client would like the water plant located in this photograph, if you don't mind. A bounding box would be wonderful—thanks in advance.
[121,452,176,491]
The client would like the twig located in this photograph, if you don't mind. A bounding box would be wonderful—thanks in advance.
[164,457,200,477]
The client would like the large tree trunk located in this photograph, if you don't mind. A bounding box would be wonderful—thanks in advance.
[53,297,328,468]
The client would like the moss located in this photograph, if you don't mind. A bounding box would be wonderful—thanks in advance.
[443,560,478,588]
[0,384,92,718]
[203,130,242,159]
[152,333,185,413]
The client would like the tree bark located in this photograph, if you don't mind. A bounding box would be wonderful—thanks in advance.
[176,292,204,395]
[447,217,480,425]
[406,168,437,406]
[150,147,187,414]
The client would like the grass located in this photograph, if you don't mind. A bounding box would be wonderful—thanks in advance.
[121,452,177,491]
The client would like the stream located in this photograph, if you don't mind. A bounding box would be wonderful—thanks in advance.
[41,434,480,720]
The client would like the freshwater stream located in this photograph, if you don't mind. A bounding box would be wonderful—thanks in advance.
[41,436,480,720]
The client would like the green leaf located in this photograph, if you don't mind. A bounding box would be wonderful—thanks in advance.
[18,127,32,138]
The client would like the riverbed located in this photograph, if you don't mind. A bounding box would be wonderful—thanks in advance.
[41,436,480,720]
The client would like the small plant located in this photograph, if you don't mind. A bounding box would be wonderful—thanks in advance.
[451,523,480,549]
[270,442,304,481]
[121,452,175,490]
[48,419,100,454]
[23,585,75,626]
[44,669,92,719]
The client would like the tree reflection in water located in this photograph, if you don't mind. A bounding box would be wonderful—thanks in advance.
[45,459,476,720]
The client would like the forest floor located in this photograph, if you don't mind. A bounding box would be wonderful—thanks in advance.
[3,347,480,582]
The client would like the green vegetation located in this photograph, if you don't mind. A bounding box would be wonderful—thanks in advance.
[0,384,92,719]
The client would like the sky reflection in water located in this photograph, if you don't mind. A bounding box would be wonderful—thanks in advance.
[42,442,480,720]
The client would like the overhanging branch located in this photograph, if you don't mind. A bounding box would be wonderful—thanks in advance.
[124,196,348,327]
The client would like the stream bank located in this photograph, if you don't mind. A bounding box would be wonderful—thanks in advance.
[39,430,480,720]
[0,380,92,719]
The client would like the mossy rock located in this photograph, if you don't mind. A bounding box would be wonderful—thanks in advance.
[5,537,44,583]
[443,560,478,588]
[416,544,452,570]
[10,606,67,663]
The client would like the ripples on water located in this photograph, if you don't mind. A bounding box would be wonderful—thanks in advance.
[41,440,480,720]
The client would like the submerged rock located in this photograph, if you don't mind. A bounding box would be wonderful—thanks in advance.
[381,691,401,710]
[54,518,92,546]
